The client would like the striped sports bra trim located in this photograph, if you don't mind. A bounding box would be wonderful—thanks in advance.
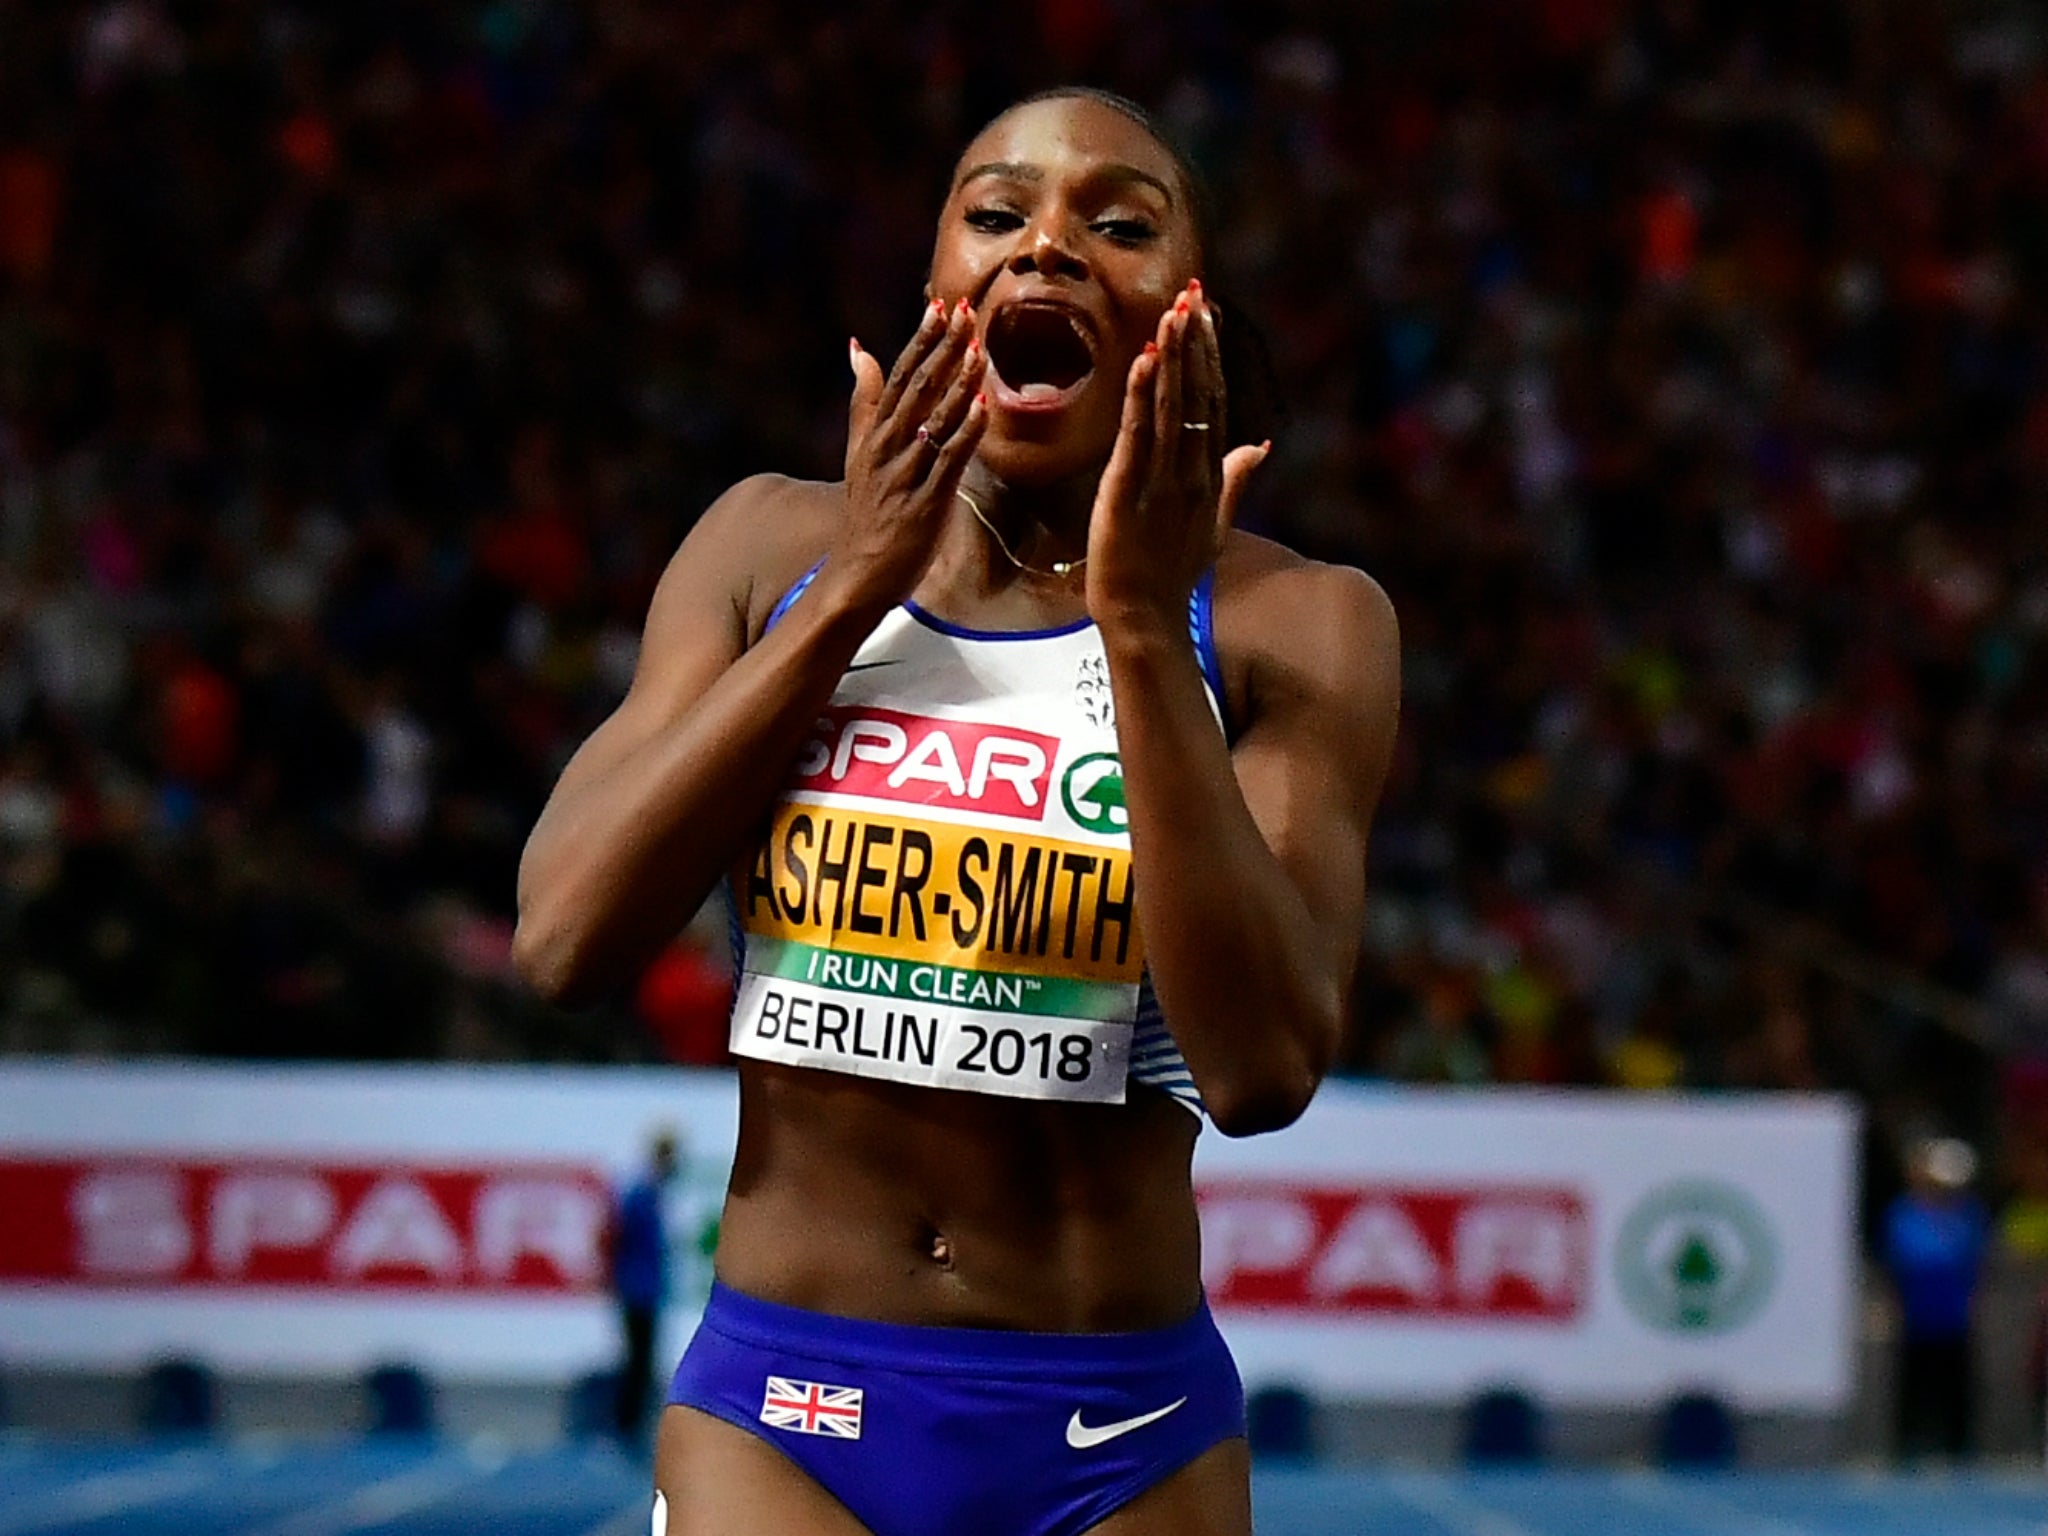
[763,562,1232,739]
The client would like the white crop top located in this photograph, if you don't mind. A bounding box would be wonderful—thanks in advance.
[725,571,1229,1119]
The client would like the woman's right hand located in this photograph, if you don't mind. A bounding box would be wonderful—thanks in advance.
[828,297,988,611]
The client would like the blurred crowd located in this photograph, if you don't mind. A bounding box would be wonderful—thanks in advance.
[1,0,2046,1242]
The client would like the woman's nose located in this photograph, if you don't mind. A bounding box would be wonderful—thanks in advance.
[1008,220,1088,280]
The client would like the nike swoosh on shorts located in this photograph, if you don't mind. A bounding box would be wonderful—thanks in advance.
[1065,1396,1188,1450]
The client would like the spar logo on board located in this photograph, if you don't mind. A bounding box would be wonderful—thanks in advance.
[792,706,1059,822]
[1197,1181,1590,1320]
[0,1156,610,1293]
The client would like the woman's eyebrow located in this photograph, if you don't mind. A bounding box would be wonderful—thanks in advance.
[955,160,1040,190]
[1095,164,1177,205]
[955,160,1176,207]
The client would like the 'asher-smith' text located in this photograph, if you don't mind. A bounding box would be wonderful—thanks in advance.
[742,810,1137,970]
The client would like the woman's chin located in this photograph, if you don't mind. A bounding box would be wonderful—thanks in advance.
[977,399,1123,488]
[974,433,1111,490]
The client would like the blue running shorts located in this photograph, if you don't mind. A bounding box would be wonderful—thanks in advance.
[665,1281,1246,1536]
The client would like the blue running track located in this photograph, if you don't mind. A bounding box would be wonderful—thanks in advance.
[0,1435,2043,1535]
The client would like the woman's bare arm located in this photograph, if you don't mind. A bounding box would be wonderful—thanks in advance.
[513,474,861,1004]
[1104,552,1398,1135]
[1086,284,1401,1135]
[514,302,989,1004]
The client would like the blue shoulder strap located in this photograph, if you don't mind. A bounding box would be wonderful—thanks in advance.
[763,561,825,633]
[1189,568,1234,740]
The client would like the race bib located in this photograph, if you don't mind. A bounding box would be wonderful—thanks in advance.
[729,800,1145,1104]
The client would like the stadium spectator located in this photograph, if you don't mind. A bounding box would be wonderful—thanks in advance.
[1883,1136,1991,1461]
[609,1126,679,1447]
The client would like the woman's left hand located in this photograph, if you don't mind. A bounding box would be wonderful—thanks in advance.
[1085,279,1270,634]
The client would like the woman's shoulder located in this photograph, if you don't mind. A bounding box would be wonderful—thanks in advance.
[1205,530,1400,787]
[685,473,847,639]
[1213,527,1391,605]
[1211,529,1400,705]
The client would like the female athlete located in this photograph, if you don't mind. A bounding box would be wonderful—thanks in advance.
[514,89,1400,1536]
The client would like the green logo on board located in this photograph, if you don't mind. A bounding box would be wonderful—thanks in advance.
[1061,752,1127,834]
[1615,1180,1777,1335]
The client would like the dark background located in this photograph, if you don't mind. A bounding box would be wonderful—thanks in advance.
[1,0,2045,1250]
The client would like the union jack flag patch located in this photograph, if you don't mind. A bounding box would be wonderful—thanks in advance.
[760,1376,864,1439]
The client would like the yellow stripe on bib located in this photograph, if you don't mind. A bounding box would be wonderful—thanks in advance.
[736,802,1144,986]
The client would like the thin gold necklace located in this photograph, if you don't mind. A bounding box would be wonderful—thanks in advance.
[955,487,1086,579]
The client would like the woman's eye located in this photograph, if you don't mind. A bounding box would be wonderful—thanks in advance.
[964,208,1024,233]
[1092,219,1156,245]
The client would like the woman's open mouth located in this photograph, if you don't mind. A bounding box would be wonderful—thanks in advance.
[984,303,1096,414]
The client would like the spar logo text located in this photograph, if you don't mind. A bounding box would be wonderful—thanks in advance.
[0,1156,610,1293]
[1198,1181,1590,1320]
[791,707,1059,822]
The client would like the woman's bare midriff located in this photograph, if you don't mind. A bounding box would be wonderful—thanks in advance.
[711,1062,1205,1334]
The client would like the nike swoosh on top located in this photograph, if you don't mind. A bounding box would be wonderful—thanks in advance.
[845,660,899,672]
[1065,1397,1188,1450]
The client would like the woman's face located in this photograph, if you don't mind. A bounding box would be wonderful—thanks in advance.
[929,96,1203,486]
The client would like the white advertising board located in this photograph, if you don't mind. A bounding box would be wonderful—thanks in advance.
[0,1064,1857,1408]
[1190,1084,1859,1410]
[0,1062,739,1383]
